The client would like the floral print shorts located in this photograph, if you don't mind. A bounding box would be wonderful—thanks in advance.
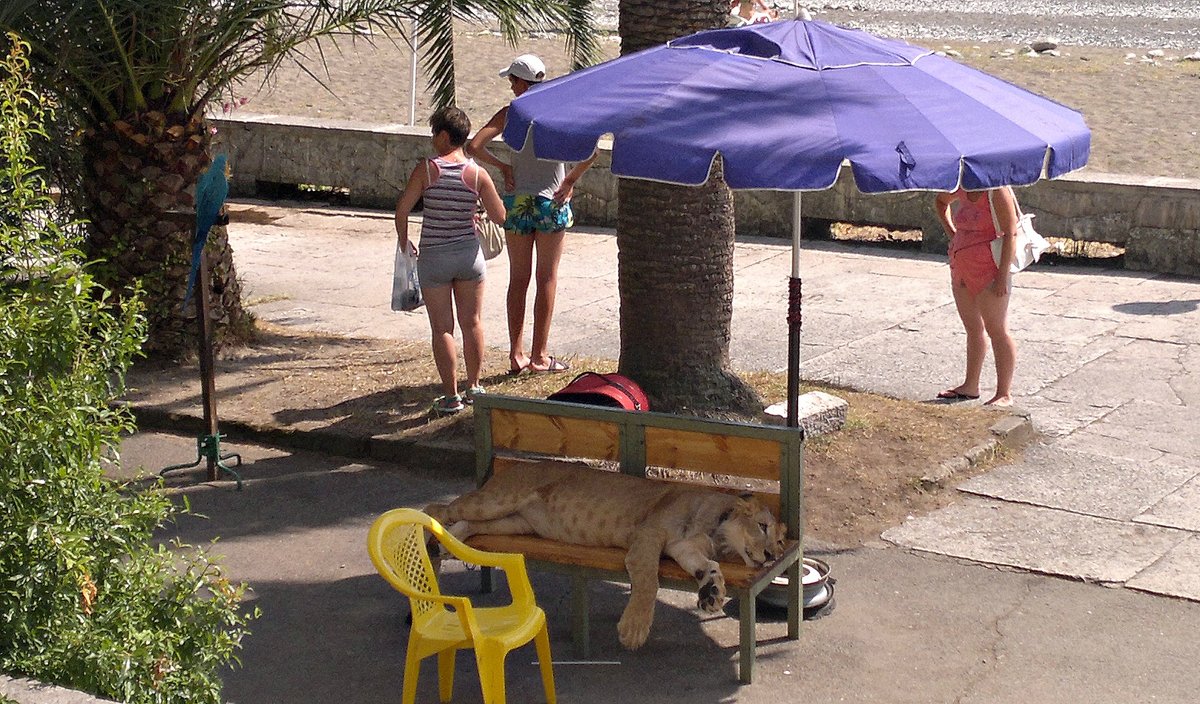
[502,194,574,235]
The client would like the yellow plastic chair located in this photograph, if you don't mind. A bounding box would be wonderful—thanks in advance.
[367,508,556,704]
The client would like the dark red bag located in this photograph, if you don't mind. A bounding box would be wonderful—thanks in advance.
[547,372,649,411]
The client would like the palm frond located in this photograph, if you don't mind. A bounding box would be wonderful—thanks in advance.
[1,0,601,122]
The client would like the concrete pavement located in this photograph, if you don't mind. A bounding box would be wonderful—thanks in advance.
[114,198,1200,702]
[115,431,1200,704]
[227,198,1200,604]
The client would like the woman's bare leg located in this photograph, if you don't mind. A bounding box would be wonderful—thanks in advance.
[977,283,1016,406]
[505,230,533,372]
[422,284,458,398]
[948,281,986,398]
[453,277,485,389]
[528,229,566,370]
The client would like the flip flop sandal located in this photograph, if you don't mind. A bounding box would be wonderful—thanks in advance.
[529,356,570,373]
[936,389,979,400]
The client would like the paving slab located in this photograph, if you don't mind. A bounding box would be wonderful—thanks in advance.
[1036,337,1182,409]
[1053,426,1171,464]
[1127,535,1200,601]
[1079,398,1200,459]
[959,444,1199,521]
[1137,475,1200,532]
[882,497,1190,584]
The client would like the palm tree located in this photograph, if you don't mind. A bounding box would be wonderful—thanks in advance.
[615,0,760,416]
[0,0,598,357]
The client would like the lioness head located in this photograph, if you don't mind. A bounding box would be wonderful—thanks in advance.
[714,494,788,567]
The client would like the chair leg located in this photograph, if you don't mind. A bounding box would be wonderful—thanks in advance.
[437,649,456,702]
[534,620,557,704]
[475,645,508,704]
[402,637,424,704]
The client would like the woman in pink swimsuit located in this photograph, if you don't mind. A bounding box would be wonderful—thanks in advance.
[934,186,1019,407]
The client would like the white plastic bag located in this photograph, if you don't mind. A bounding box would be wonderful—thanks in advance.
[391,242,423,311]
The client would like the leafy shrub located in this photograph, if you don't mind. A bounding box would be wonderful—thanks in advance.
[0,35,254,704]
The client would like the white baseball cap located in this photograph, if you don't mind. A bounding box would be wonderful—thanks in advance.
[499,54,547,83]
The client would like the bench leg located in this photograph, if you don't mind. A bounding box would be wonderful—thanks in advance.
[480,566,495,594]
[570,574,590,657]
[739,591,756,684]
[787,560,801,640]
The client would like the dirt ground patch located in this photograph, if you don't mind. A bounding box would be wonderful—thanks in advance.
[137,324,1020,548]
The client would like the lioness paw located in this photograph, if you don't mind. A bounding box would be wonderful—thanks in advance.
[696,568,726,613]
[617,610,652,650]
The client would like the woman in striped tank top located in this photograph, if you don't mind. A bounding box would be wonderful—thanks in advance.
[395,107,506,415]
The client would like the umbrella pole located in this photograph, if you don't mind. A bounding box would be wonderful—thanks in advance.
[787,192,803,428]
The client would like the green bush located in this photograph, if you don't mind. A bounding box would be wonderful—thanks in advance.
[0,35,254,704]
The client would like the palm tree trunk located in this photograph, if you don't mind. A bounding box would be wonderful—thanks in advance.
[80,112,251,358]
[616,0,761,416]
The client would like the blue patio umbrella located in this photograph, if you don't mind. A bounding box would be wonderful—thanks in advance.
[504,19,1090,192]
[503,19,1090,425]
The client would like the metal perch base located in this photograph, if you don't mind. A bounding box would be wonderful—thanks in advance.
[160,433,243,490]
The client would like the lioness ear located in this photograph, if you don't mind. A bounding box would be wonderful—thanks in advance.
[733,492,759,516]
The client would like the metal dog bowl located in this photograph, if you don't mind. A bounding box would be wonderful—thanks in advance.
[757,557,833,614]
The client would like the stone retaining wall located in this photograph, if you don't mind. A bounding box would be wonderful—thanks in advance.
[213,113,1200,277]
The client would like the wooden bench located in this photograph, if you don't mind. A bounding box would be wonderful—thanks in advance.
[467,394,804,683]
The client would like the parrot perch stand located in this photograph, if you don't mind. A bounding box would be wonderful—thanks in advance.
[160,209,243,489]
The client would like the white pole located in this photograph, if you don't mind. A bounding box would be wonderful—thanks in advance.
[409,20,418,125]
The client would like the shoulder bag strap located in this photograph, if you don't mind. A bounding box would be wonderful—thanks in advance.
[987,190,1002,235]
[1009,186,1026,218]
[598,374,643,411]
[424,158,436,188]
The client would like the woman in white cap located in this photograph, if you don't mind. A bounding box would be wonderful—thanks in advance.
[467,54,596,375]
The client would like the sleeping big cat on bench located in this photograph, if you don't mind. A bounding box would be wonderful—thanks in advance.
[425,461,787,649]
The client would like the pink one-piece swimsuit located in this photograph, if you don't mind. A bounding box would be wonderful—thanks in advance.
[948,191,1001,295]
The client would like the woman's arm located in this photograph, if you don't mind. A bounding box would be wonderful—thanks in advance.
[553,150,599,205]
[394,161,427,254]
[989,187,1020,294]
[934,192,957,239]
[466,107,514,191]
[471,163,507,225]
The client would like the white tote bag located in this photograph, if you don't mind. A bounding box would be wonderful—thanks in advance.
[471,163,505,261]
[391,241,423,311]
[476,208,505,260]
[989,189,1051,273]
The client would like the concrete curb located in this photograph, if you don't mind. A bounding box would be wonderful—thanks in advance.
[132,401,1031,488]
[920,409,1036,488]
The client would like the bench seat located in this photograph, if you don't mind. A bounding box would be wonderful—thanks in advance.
[467,534,801,589]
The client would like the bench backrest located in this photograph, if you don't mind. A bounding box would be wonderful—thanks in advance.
[473,394,804,541]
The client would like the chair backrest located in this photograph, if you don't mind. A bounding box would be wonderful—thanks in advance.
[367,509,443,622]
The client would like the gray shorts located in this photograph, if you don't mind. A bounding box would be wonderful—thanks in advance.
[417,237,485,289]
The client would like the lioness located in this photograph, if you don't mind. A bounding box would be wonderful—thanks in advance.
[426,461,787,650]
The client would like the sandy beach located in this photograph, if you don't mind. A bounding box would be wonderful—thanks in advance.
[234,26,1200,181]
